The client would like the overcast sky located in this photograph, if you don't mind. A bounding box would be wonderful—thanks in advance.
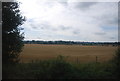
[17,0,118,42]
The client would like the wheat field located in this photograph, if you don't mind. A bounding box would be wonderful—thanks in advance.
[20,44,117,63]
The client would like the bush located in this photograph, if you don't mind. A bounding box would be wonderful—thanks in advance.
[112,48,120,78]
[34,55,80,79]
[73,62,114,79]
[3,55,116,79]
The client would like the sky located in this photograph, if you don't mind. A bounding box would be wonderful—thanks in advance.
[17,0,118,42]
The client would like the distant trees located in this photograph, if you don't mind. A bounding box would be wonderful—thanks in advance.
[2,2,25,64]
[23,40,119,46]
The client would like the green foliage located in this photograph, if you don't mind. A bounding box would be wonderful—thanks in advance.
[74,62,114,79]
[3,55,116,79]
[2,2,25,64]
[113,48,120,78]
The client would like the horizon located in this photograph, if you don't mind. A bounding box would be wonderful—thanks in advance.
[23,39,118,43]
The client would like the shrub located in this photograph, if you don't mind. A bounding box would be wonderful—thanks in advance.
[3,55,116,79]
[113,48,120,78]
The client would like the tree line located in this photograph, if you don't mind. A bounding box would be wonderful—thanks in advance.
[24,40,119,46]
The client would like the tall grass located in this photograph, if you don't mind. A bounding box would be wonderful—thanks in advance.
[111,47,120,79]
[3,55,117,79]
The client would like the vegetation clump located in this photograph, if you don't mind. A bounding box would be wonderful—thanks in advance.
[3,55,116,79]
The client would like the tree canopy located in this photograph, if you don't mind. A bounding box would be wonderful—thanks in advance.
[2,2,25,64]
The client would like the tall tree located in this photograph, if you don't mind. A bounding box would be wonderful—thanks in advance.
[2,2,25,64]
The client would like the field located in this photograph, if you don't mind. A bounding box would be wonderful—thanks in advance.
[20,44,117,63]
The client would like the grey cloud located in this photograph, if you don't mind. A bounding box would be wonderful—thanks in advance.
[37,37,41,39]
[28,19,61,31]
[51,28,58,31]
[29,23,38,29]
[73,30,80,35]
[29,21,63,31]
[38,23,51,29]
[109,17,118,25]
[109,37,116,39]
[95,32,106,35]
[44,2,55,7]
[59,1,68,6]
[32,26,37,29]
[93,14,117,27]
[59,25,71,30]
[23,2,117,42]
[93,3,117,26]
[75,2,97,10]
[29,22,51,30]
[102,16,117,26]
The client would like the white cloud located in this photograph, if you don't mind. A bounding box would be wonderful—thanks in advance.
[19,0,118,42]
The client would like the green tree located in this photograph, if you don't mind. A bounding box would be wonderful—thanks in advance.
[2,2,25,64]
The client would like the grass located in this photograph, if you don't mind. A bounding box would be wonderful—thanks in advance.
[3,55,117,79]
[3,44,118,79]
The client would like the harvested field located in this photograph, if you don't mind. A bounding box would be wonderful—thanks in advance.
[20,44,117,63]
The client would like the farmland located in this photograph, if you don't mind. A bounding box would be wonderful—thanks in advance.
[20,44,117,63]
[4,44,119,79]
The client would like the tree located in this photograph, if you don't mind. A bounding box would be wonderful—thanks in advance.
[2,2,25,64]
